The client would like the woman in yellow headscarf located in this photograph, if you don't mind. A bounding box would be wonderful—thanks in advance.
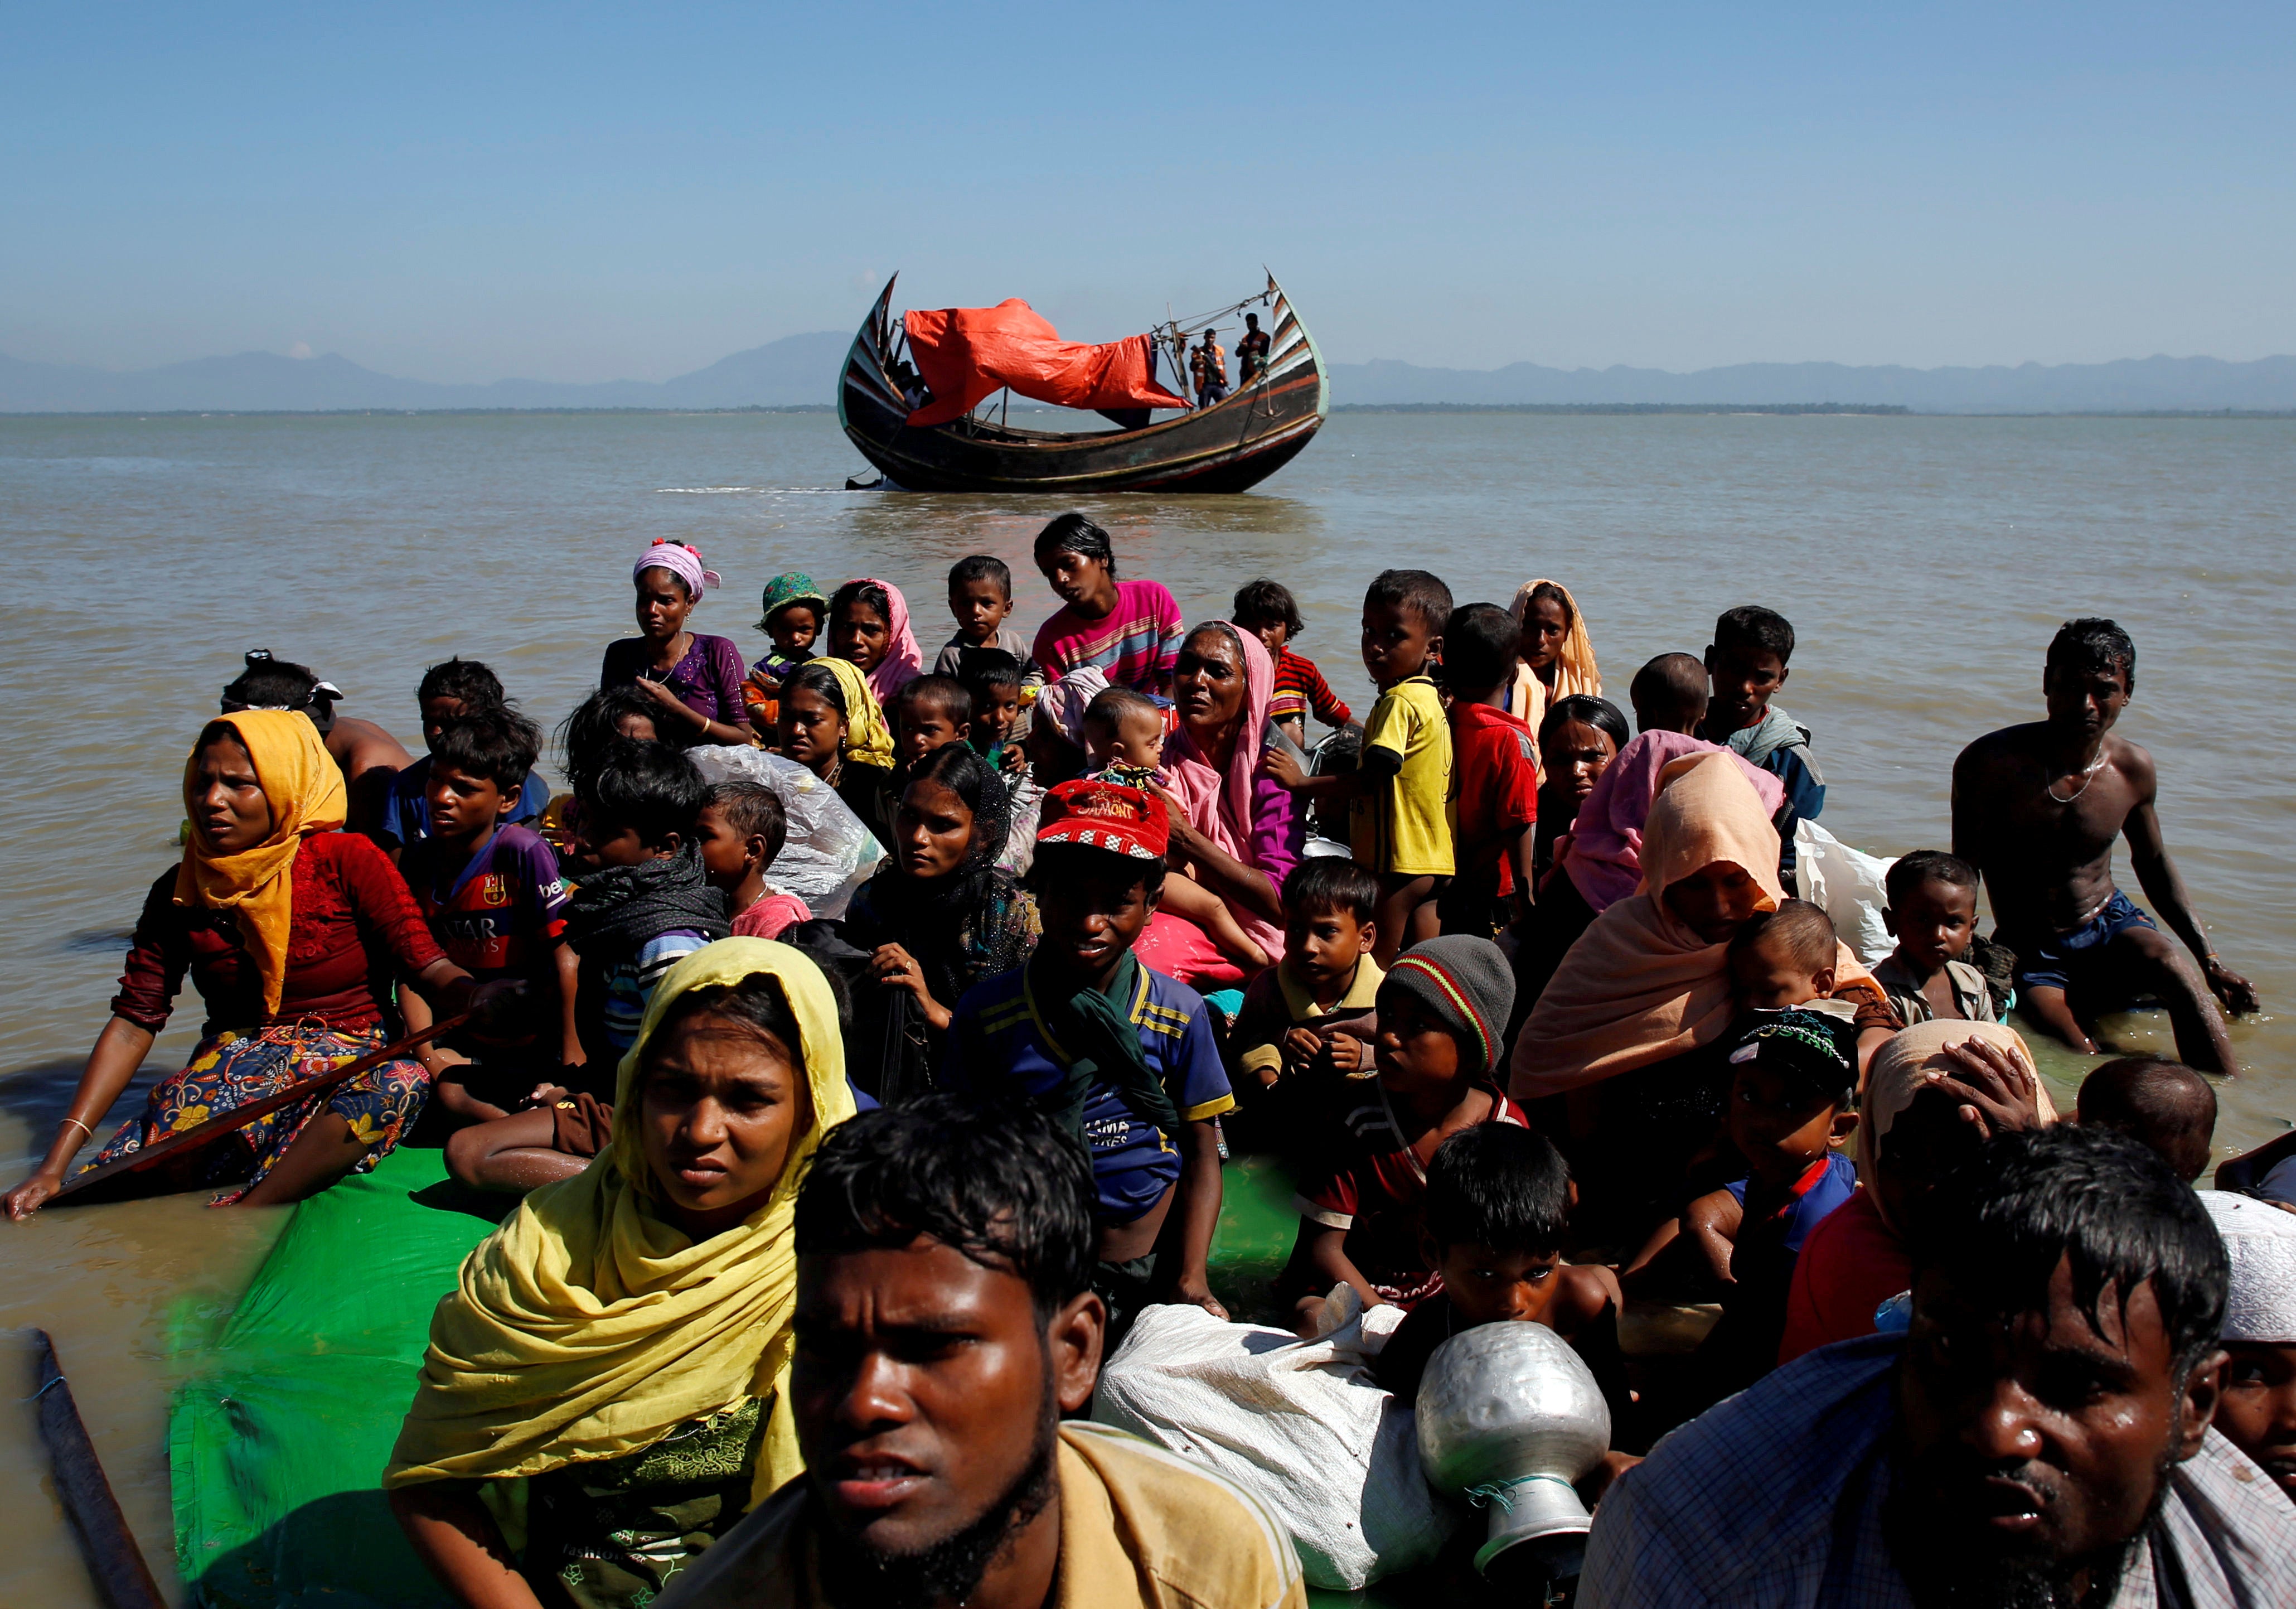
[1505,579,1603,764]
[775,656,899,851]
[4,712,496,1218]
[386,939,856,1609]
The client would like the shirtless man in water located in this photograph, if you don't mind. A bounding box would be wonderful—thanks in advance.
[1953,617,2256,1072]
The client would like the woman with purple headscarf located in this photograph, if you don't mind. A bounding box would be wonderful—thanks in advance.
[599,540,752,747]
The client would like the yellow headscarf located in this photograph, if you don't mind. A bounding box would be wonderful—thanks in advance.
[384,939,857,1504]
[176,709,348,1016]
[1505,579,1602,740]
[817,654,894,771]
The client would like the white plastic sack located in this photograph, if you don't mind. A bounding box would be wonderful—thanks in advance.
[1794,819,1897,965]
[685,747,884,919]
[1092,1300,1457,1589]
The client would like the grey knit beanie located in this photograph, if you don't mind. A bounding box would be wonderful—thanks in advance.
[1383,935,1517,1074]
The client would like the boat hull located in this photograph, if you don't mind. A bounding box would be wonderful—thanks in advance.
[837,276,1328,494]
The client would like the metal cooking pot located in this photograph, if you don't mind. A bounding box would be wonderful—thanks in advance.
[1416,1321,1610,1582]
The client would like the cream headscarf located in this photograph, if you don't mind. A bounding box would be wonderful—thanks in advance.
[1858,1019,2053,1228]
[384,939,856,1504]
[1505,579,1602,738]
[1511,751,1888,1100]
[815,654,895,772]
[177,709,348,1016]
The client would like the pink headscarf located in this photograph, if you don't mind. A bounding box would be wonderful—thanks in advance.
[1559,731,1787,914]
[846,577,923,703]
[632,539,721,596]
[1156,621,1285,960]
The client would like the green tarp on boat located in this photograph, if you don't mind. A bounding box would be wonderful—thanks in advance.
[169,1148,504,1608]
[166,1147,1396,1607]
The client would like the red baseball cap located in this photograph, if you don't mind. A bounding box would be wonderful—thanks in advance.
[1035,779,1169,861]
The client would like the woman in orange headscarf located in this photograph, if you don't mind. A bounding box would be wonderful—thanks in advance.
[1505,579,1602,757]
[6,712,505,1217]
[1508,753,1893,1230]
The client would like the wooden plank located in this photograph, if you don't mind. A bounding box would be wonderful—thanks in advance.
[28,1330,166,1609]
[56,1012,471,1204]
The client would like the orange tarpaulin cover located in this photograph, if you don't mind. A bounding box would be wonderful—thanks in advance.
[902,300,1190,427]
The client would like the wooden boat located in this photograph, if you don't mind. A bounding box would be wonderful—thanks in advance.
[838,274,1329,494]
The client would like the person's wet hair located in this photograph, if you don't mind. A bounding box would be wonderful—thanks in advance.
[1884,848,1980,910]
[559,683,671,784]
[1284,856,1380,924]
[828,578,893,629]
[2078,1056,2217,1184]
[1033,511,1117,578]
[222,650,339,723]
[1713,605,1796,665]
[1438,602,1520,692]
[947,553,1012,599]
[782,661,850,721]
[1540,693,1629,753]
[1364,568,1452,635]
[1082,685,1160,736]
[1630,652,1708,731]
[795,1095,1097,1321]
[701,779,788,867]
[1231,577,1305,639]
[1912,1125,2228,1382]
[2047,616,2137,684]
[647,971,805,1074]
[416,656,507,712]
[1731,898,1837,974]
[955,648,1024,703]
[1423,1123,1571,1257]
[894,674,971,728]
[430,707,541,794]
[577,738,705,848]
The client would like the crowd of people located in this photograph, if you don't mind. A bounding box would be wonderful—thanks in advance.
[7,511,2292,1607]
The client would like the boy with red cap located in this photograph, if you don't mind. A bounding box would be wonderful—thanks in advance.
[943,780,1236,1338]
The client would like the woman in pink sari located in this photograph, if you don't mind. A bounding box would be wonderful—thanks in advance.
[1136,622,1307,990]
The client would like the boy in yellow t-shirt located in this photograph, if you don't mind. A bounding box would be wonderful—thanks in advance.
[1262,568,1454,965]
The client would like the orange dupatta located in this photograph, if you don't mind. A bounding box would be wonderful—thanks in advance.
[174,709,348,1016]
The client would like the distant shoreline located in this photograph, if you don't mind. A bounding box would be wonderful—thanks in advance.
[2,402,2292,421]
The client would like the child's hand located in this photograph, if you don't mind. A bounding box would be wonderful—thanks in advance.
[1259,745,1309,791]
[1281,1026,1323,1070]
[525,1081,570,1109]
[1325,1030,1370,1074]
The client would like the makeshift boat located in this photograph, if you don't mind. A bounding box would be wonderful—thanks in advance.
[839,273,1328,494]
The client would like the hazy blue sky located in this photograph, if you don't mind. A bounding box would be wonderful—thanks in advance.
[6,3,2291,381]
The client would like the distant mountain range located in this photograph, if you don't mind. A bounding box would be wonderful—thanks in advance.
[0,331,854,413]
[1324,354,2296,413]
[3,336,2291,414]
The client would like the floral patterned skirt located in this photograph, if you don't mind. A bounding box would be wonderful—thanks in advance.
[85,1023,430,1205]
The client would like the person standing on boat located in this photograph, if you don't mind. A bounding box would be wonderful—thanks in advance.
[1953,617,2256,1073]
[600,540,753,748]
[1190,328,1228,407]
[386,941,856,1609]
[1234,311,1272,386]
[4,712,518,1217]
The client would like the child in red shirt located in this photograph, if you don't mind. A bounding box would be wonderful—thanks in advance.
[1438,603,1538,936]
[1233,577,1353,745]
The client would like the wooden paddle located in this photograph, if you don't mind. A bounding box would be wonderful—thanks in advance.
[56,1011,472,1204]
[29,1328,166,1609]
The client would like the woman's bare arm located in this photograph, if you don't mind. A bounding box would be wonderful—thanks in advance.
[6,1018,156,1220]
[388,1485,543,1609]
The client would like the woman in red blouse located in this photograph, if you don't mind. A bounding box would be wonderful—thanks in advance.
[6,712,512,1217]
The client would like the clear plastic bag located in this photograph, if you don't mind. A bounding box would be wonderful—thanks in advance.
[685,747,884,919]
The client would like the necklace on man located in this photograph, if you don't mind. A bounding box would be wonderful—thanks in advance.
[2047,752,2110,804]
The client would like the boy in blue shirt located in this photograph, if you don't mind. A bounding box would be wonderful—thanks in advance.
[943,779,1234,1335]
[378,657,549,857]
[1697,605,1824,876]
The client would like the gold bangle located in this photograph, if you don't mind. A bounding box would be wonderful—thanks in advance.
[59,1117,93,1141]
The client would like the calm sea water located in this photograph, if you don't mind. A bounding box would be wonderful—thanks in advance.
[3,409,2290,1603]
